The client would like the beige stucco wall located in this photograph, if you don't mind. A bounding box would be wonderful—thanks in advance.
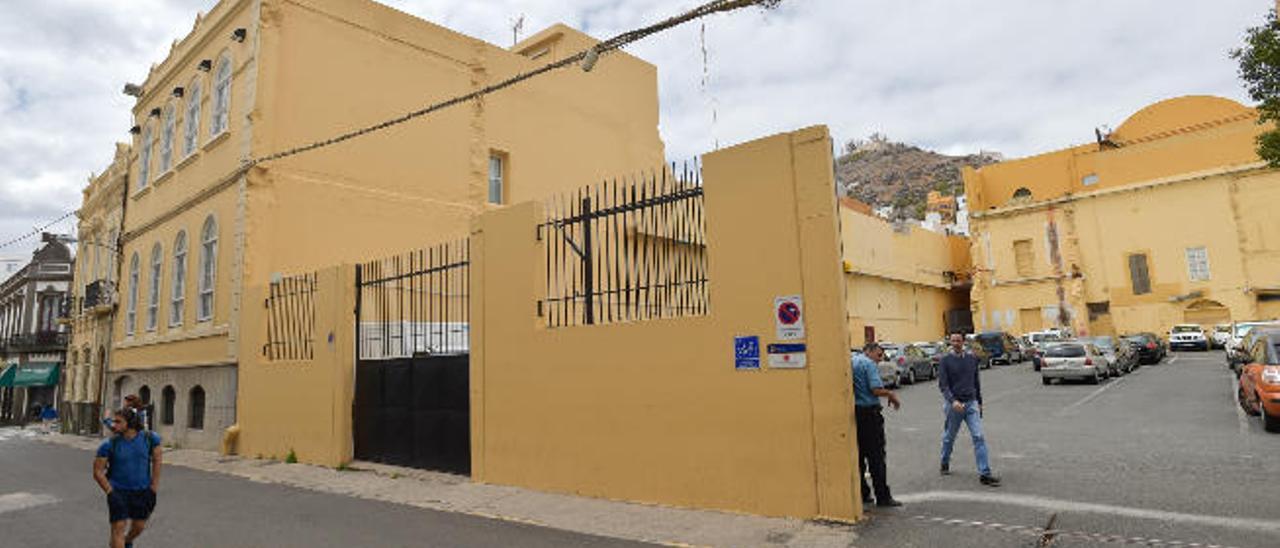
[237,266,355,464]
[966,96,1280,336]
[469,127,860,520]
[839,208,968,345]
[245,0,663,284]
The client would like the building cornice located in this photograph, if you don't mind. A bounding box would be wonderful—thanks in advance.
[971,161,1270,221]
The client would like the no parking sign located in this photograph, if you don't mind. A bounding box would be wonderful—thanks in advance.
[774,295,804,340]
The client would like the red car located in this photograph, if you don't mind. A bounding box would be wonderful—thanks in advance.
[1238,328,1280,432]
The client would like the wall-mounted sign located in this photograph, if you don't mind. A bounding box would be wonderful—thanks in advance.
[734,336,761,370]
[775,295,804,340]
[767,343,807,369]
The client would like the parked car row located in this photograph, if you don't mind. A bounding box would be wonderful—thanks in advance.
[1039,335,1144,385]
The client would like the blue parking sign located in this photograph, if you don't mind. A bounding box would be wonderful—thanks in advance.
[735,336,761,370]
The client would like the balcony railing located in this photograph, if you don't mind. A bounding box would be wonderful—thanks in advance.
[1,331,69,353]
[84,280,115,311]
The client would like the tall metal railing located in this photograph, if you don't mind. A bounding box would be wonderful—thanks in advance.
[263,273,317,361]
[538,162,708,328]
[355,239,469,360]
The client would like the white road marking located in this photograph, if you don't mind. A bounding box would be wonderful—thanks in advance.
[894,491,1280,534]
[1167,356,1180,365]
[1056,375,1127,416]
[0,492,58,515]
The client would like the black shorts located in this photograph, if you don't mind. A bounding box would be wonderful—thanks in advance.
[107,489,156,522]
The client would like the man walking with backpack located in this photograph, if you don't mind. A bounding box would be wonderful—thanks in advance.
[93,407,162,548]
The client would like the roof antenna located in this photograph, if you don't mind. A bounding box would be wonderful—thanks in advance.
[511,15,525,46]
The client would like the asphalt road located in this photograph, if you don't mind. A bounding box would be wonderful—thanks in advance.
[854,350,1280,548]
[0,433,653,548]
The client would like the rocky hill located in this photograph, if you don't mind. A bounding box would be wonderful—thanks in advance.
[835,134,1001,220]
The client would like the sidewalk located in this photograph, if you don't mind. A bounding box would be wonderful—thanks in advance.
[39,432,860,548]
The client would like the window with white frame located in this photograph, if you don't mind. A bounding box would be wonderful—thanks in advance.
[210,54,232,137]
[138,125,153,190]
[488,153,505,204]
[160,104,175,172]
[1186,246,1211,281]
[170,231,187,326]
[183,78,201,156]
[147,243,162,331]
[198,216,218,321]
[126,253,140,335]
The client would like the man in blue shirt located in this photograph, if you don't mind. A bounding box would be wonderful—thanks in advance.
[938,332,1000,486]
[93,407,162,548]
[852,342,902,507]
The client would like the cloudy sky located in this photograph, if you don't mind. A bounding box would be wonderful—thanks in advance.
[0,0,1268,258]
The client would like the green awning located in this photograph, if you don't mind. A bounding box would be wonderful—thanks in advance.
[0,362,60,388]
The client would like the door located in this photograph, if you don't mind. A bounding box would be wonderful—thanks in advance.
[1019,307,1043,335]
[353,354,470,475]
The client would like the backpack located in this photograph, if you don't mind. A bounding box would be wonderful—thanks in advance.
[105,432,158,481]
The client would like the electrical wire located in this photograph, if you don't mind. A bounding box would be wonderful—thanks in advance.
[0,210,77,252]
[249,0,781,166]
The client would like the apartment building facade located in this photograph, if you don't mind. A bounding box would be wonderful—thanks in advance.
[108,0,662,450]
[0,237,73,423]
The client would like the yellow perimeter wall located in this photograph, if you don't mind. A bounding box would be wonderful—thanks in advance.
[839,207,969,346]
[238,266,355,465]
[470,127,861,520]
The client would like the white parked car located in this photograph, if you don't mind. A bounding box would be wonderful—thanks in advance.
[1040,341,1108,385]
[1211,323,1231,349]
[1168,324,1209,351]
[1227,321,1280,365]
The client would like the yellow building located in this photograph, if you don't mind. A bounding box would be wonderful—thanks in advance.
[840,199,971,345]
[62,145,130,434]
[964,96,1280,337]
[106,0,662,450]
[926,190,958,222]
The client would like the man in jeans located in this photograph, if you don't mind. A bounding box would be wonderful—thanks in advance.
[93,407,162,548]
[938,332,1001,486]
[851,342,902,507]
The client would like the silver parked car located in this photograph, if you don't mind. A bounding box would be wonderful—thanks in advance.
[1040,341,1108,385]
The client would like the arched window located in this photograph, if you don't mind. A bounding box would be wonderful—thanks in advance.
[147,243,163,331]
[138,124,153,190]
[159,103,176,172]
[188,385,205,430]
[210,53,232,136]
[170,231,187,327]
[161,385,175,426]
[198,216,218,321]
[1012,187,1033,201]
[139,385,151,406]
[126,252,140,335]
[183,77,202,156]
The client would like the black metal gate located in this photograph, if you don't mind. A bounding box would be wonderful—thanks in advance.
[352,240,470,475]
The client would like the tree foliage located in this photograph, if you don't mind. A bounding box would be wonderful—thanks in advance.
[1231,10,1280,166]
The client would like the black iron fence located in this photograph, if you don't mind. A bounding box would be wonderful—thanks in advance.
[538,162,708,328]
[263,273,317,361]
[356,239,469,360]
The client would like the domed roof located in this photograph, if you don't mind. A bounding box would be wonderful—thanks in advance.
[1110,96,1254,142]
